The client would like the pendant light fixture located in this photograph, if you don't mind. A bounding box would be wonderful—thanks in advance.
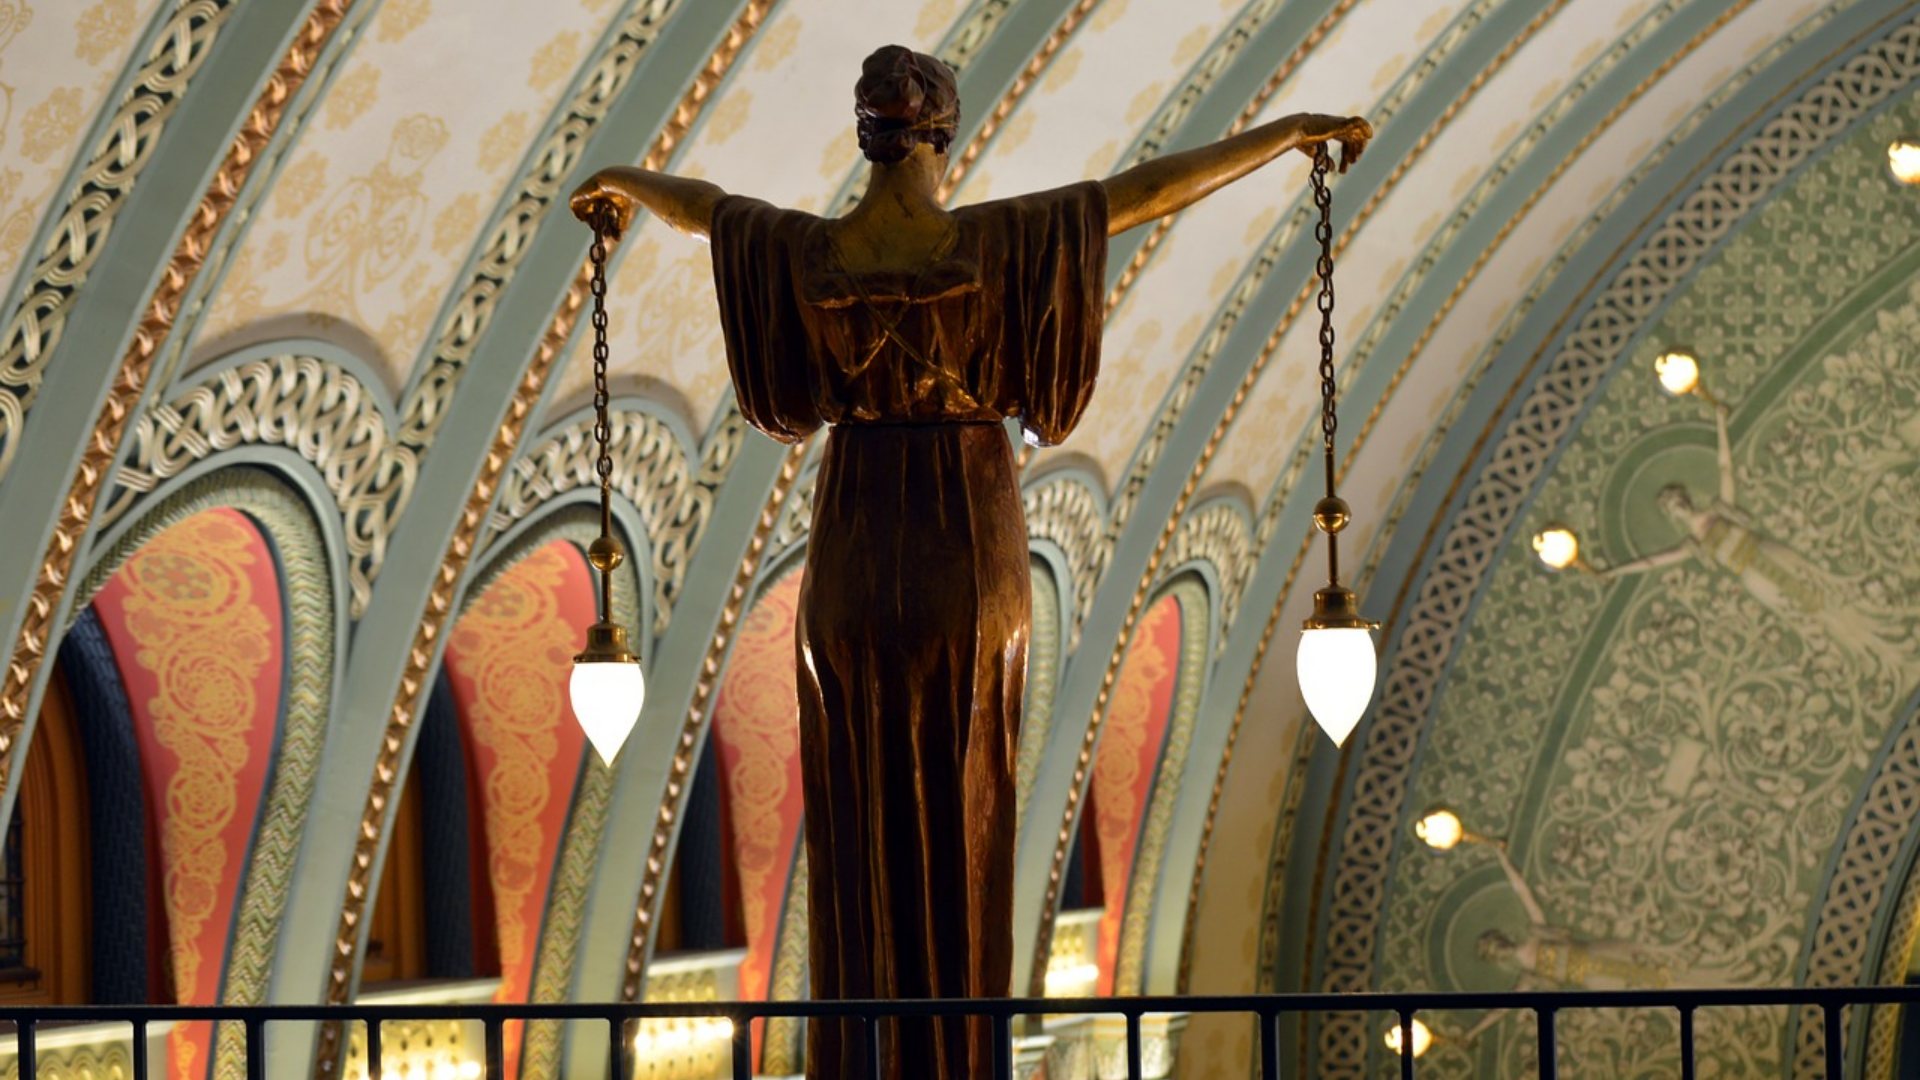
[569,206,646,765]
[1295,148,1379,748]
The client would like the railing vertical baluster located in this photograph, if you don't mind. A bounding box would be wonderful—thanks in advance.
[730,1016,752,1080]
[865,1016,882,1079]
[991,1011,1013,1080]
[1258,1009,1280,1080]
[484,1020,505,1080]
[607,1016,627,1080]
[366,1019,383,1080]
[1824,1003,1844,1078]
[132,1020,149,1080]
[1537,1008,1557,1080]
[18,1018,35,1080]
[1399,1011,1416,1080]
[244,1018,265,1080]
[1677,1006,1694,1080]
[1126,1011,1144,1079]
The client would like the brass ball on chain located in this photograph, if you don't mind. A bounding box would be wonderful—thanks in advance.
[1312,496,1351,535]
[588,533,627,573]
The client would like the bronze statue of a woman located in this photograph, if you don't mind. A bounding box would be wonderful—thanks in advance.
[572,44,1370,1079]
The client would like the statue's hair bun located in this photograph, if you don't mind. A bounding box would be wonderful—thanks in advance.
[855,45,958,164]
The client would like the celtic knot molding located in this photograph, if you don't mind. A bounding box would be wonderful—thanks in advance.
[488,406,708,634]
[1317,20,1920,1076]
[0,0,235,478]
[1162,500,1252,650]
[103,353,391,537]
[1023,473,1108,648]
[310,0,684,613]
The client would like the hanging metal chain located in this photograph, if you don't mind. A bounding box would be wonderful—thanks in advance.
[588,209,616,501]
[1310,147,1339,501]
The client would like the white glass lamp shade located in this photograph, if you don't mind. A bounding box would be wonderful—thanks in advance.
[1415,808,1464,851]
[1890,140,1920,185]
[570,658,645,765]
[1653,350,1700,396]
[1384,1018,1433,1058]
[1297,626,1377,746]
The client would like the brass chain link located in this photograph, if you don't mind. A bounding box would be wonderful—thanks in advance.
[588,210,616,495]
[1309,147,1339,500]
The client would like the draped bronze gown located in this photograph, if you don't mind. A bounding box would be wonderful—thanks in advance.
[708,181,1108,1080]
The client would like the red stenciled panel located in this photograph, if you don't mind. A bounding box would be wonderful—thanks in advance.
[443,541,595,1077]
[1089,594,1182,996]
[709,569,806,1058]
[93,508,286,1080]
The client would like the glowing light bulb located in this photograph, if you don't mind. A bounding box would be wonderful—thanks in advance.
[1531,526,1581,571]
[569,658,645,764]
[1415,808,1464,851]
[458,1064,482,1080]
[1297,626,1377,747]
[1384,1018,1433,1058]
[1653,350,1700,396]
[1891,140,1920,185]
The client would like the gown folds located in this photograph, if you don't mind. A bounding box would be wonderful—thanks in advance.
[709,180,1108,1080]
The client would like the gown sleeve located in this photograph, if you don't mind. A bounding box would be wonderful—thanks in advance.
[984,180,1110,447]
[709,194,823,444]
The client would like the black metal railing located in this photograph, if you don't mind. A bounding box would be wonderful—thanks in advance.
[3,985,1917,1079]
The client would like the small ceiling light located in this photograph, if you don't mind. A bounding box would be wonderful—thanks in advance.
[568,206,645,765]
[1653,349,1699,397]
[1891,139,1920,185]
[1531,525,1582,571]
[1384,1018,1433,1059]
[1414,807,1464,851]
[1295,148,1379,748]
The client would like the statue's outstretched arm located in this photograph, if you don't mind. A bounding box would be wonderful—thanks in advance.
[1495,846,1548,928]
[569,167,728,242]
[1099,113,1372,235]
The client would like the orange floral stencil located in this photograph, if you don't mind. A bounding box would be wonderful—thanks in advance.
[1090,595,1181,996]
[92,508,285,1080]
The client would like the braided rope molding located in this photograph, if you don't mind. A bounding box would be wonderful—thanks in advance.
[1022,472,1107,648]
[1248,0,1759,561]
[1863,741,1920,1080]
[269,0,689,614]
[759,846,810,1075]
[1160,499,1252,654]
[1083,0,1513,626]
[1028,0,1566,990]
[0,0,355,809]
[619,440,807,1000]
[935,0,1102,203]
[324,0,779,1012]
[483,511,639,1080]
[76,470,334,1080]
[1212,0,1831,1018]
[1112,575,1209,995]
[1100,0,1355,314]
[1015,557,1065,824]
[1315,22,1920,1076]
[486,405,716,634]
[0,0,235,479]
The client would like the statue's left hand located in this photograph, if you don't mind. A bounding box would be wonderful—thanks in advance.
[570,170,639,237]
[1295,114,1373,173]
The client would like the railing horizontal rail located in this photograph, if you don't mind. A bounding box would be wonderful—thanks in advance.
[0,986,1899,1079]
[0,984,1911,1022]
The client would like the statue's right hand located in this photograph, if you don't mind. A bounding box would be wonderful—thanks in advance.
[569,171,638,236]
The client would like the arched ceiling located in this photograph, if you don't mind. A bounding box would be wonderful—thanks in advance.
[0,0,1916,1076]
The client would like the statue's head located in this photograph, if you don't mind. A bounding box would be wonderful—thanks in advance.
[1477,929,1518,965]
[855,45,959,165]
[1656,483,1694,520]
